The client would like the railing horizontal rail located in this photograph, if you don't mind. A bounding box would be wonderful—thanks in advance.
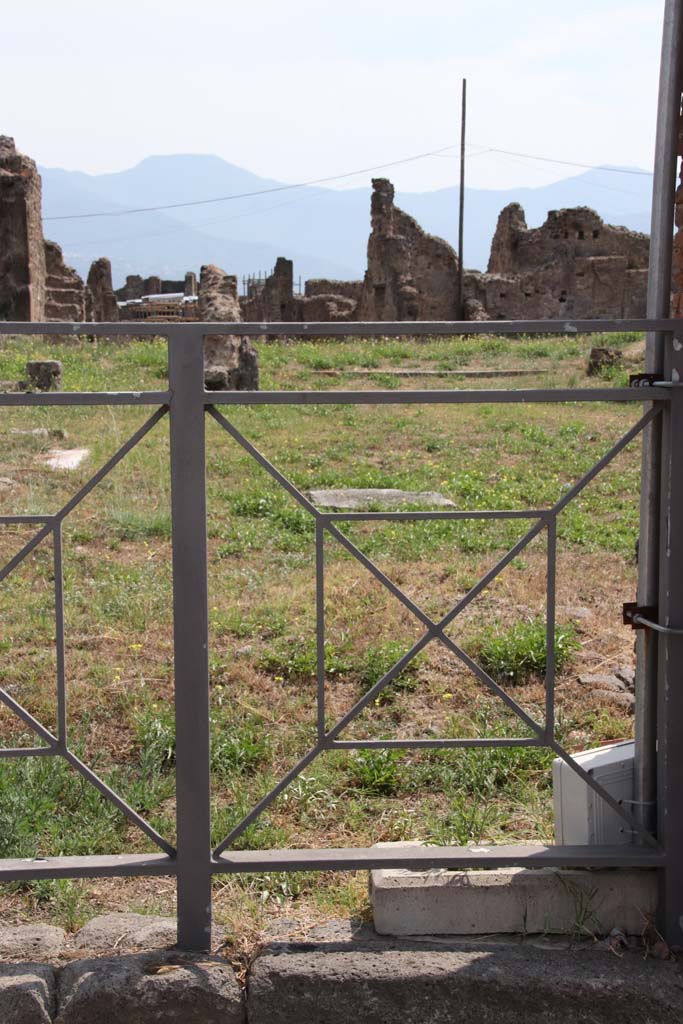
[0,391,171,406]
[0,318,680,337]
[207,387,671,405]
[0,854,176,881]
[211,845,666,873]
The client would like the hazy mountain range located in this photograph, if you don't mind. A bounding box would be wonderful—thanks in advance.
[38,155,653,289]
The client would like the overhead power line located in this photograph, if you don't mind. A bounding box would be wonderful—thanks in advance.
[469,146,654,176]
[43,144,458,222]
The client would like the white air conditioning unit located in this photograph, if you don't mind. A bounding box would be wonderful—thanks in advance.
[553,739,634,845]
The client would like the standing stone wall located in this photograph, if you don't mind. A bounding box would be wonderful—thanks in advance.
[470,203,650,320]
[0,136,46,320]
[86,257,119,322]
[43,240,87,321]
[357,178,459,321]
[198,264,258,389]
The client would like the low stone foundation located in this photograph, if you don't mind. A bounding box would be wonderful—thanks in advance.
[0,912,681,1023]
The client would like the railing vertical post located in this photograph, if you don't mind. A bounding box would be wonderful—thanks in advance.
[168,327,212,950]
[657,331,683,945]
[635,0,683,835]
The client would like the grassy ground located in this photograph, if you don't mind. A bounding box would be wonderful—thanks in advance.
[0,330,644,938]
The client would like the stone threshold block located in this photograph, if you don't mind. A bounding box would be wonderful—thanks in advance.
[371,844,656,936]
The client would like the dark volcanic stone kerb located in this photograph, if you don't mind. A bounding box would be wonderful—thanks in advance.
[55,951,244,1024]
[0,963,56,1024]
[248,941,683,1024]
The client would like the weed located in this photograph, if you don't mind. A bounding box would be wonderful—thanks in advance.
[358,639,421,704]
[348,750,404,795]
[260,636,353,681]
[474,616,579,683]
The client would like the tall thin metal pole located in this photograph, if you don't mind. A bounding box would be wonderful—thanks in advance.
[457,78,467,320]
[634,0,683,837]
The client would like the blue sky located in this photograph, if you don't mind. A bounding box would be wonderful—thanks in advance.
[2,0,664,192]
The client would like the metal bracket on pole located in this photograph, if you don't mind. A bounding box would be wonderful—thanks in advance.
[623,602,659,628]
[630,373,665,389]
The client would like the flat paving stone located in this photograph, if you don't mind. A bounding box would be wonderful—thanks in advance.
[308,488,455,510]
[42,448,89,471]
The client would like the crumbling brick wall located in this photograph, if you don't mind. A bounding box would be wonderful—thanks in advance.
[305,279,362,302]
[356,178,459,321]
[240,257,304,321]
[43,240,87,321]
[86,257,119,322]
[470,203,649,320]
[0,136,46,320]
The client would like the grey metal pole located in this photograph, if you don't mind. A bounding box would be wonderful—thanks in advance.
[457,78,467,319]
[657,328,683,944]
[634,0,683,836]
[168,328,213,949]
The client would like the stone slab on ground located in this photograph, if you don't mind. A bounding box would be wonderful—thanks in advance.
[312,368,549,378]
[249,938,683,1024]
[56,951,244,1024]
[42,448,89,471]
[73,912,224,952]
[372,864,656,936]
[308,488,455,510]
[0,923,67,959]
[0,963,55,1024]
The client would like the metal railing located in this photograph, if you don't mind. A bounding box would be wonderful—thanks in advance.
[0,318,681,950]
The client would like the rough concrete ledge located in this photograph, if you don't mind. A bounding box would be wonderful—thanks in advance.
[370,843,658,936]
[249,936,683,1024]
[371,864,657,936]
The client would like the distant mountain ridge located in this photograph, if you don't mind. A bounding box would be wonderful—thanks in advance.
[38,154,653,288]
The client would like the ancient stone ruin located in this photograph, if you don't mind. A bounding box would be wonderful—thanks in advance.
[233,181,650,325]
[0,137,663,336]
[44,240,87,321]
[0,136,119,326]
[357,178,459,321]
[198,264,259,390]
[86,258,119,322]
[0,135,46,320]
[465,203,649,320]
